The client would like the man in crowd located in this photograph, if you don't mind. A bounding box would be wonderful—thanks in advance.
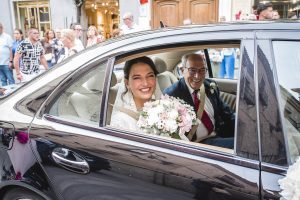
[71,23,84,51]
[257,2,273,20]
[164,54,235,148]
[120,12,143,34]
[272,10,280,19]
[0,22,15,86]
[14,27,48,82]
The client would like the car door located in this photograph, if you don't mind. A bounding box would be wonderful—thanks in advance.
[255,30,300,199]
[28,31,261,200]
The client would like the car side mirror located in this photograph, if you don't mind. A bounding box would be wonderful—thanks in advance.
[0,122,15,150]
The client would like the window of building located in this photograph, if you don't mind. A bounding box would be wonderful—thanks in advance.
[14,1,51,36]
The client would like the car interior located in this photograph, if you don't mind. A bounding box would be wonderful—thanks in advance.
[106,44,240,151]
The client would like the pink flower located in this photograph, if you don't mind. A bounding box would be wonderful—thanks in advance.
[16,131,29,144]
[178,105,187,115]
[179,115,192,133]
[15,171,22,180]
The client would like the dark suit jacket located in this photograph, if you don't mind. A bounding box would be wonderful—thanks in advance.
[163,78,235,138]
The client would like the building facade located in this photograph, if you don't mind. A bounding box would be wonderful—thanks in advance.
[1,0,78,36]
[1,0,299,37]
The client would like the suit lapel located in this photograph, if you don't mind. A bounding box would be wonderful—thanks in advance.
[204,80,218,115]
[178,78,195,109]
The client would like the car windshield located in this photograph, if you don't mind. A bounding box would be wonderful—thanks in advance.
[273,41,300,164]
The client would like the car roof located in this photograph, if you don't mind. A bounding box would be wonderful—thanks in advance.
[1,21,298,100]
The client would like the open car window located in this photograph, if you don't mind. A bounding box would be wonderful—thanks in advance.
[208,48,240,79]
[106,43,240,153]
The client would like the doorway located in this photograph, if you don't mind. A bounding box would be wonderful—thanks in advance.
[14,1,51,36]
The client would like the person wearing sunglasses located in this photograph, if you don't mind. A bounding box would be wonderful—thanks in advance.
[71,23,84,52]
[163,53,235,148]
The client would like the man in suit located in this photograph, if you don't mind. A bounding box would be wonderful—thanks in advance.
[163,53,235,148]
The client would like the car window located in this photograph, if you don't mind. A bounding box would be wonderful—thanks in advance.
[106,45,238,152]
[273,41,300,164]
[48,63,106,125]
[208,48,240,79]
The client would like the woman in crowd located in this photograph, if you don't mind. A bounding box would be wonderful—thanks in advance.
[11,28,24,63]
[86,26,105,48]
[110,56,159,131]
[41,30,62,68]
[57,29,79,63]
[10,28,24,84]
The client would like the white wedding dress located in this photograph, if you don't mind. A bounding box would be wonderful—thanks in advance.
[110,80,161,132]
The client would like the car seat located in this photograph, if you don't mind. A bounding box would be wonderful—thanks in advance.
[152,57,178,92]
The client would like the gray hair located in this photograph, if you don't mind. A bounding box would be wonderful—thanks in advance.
[61,29,76,43]
[123,12,134,20]
[181,53,205,68]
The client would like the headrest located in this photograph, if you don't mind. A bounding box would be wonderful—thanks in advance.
[83,71,117,92]
[110,72,117,87]
[152,57,167,73]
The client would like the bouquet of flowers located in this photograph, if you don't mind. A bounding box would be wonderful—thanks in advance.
[278,156,300,200]
[137,95,197,140]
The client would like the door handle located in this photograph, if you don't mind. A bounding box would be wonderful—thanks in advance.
[52,147,90,174]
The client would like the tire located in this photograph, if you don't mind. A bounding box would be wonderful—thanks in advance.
[3,187,45,200]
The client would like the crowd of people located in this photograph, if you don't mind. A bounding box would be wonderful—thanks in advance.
[0,11,148,87]
[222,2,299,22]
[0,5,298,87]
[0,22,110,87]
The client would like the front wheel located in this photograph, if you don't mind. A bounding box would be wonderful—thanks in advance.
[3,187,45,200]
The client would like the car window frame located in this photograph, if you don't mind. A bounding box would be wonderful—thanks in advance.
[254,32,300,196]
[101,40,262,167]
[37,32,261,170]
[42,57,110,126]
[255,31,300,168]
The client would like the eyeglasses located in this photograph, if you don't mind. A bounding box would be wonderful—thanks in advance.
[186,67,207,75]
[74,28,82,31]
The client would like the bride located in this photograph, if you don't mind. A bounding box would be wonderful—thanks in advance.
[110,56,161,131]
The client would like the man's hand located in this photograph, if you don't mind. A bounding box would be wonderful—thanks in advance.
[40,55,48,70]
[16,73,23,81]
[8,62,13,69]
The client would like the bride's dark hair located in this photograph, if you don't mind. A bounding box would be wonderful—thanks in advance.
[122,56,159,100]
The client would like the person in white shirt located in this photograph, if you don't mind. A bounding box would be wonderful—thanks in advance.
[0,22,14,86]
[71,23,84,51]
[120,12,143,35]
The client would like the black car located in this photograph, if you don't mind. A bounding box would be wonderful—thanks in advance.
[0,21,299,200]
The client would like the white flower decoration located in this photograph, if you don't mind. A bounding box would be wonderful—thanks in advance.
[210,82,217,94]
[278,156,300,200]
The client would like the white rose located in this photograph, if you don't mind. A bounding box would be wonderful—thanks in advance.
[168,109,179,120]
